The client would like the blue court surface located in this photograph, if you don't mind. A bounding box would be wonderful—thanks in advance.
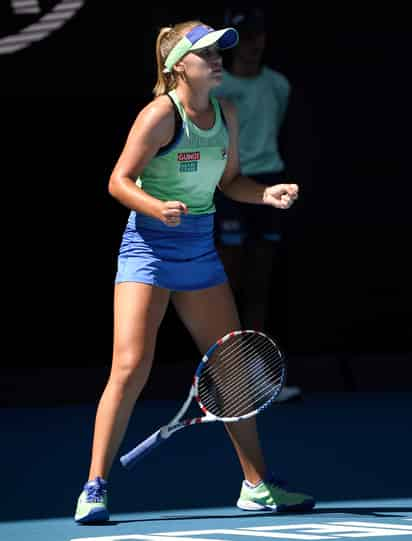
[1,393,411,540]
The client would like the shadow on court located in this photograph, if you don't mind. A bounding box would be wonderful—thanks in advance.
[1,392,411,523]
[98,506,412,526]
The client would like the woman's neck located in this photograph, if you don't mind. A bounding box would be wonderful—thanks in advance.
[175,84,211,114]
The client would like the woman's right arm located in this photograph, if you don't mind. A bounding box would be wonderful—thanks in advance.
[108,97,188,225]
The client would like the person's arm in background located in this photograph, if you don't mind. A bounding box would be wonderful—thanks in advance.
[274,72,292,178]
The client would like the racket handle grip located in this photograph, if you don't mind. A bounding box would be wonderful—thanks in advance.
[120,429,165,470]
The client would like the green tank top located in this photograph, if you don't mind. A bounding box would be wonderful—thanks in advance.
[138,89,229,215]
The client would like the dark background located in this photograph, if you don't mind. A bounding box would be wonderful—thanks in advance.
[1,4,411,402]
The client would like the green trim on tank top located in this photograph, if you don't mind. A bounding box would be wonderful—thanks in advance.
[168,89,223,139]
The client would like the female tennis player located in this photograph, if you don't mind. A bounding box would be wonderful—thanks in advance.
[74,20,315,523]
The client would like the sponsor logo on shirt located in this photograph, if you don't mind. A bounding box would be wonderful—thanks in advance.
[178,152,200,162]
[178,152,200,173]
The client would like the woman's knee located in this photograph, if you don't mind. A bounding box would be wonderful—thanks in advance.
[109,349,153,390]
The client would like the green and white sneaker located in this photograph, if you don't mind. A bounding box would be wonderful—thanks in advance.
[75,477,109,523]
[237,475,315,512]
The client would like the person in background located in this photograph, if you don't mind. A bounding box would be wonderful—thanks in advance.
[213,8,301,402]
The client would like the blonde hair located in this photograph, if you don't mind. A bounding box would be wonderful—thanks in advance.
[153,20,203,97]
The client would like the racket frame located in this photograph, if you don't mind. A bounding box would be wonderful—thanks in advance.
[120,330,286,468]
[155,330,285,437]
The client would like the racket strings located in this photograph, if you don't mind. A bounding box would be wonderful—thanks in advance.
[199,343,283,411]
[198,333,285,418]
[201,334,277,378]
[198,341,283,417]
[217,332,266,363]
[218,335,275,367]
[199,355,283,419]
[203,334,276,382]
[223,370,283,417]
[200,335,282,394]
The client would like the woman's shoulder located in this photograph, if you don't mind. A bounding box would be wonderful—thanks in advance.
[127,95,176,147]
[136,94,176,131]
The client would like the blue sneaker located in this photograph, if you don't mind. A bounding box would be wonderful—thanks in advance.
[237,475,315,512]
[74,477,109,523]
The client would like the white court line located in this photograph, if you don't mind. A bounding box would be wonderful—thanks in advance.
[160,530,330,540]
[159,529,332,540]
[240,526,334,531]
[70,537,228,541]
[332,521,412,530]
[71,530,338,541]
[69,518,412,541]
[240,521,412,531]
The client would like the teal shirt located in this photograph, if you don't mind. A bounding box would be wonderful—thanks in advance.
[138,90,229,215]
[213,66,290,176]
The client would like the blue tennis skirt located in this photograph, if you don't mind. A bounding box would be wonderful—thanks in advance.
[115,211,228,291]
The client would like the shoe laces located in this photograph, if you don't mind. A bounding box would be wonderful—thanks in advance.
[85,478,107,503]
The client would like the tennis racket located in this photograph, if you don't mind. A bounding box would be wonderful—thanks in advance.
[120,330,286,470]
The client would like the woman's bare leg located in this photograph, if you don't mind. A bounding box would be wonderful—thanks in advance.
[172,282,267,485]
[88,282,170,481]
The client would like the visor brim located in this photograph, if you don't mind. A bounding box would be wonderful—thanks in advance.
[189,28,239,51]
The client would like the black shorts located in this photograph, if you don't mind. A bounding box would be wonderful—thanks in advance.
[214,172,284,246]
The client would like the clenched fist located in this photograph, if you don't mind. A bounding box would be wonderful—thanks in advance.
[263,184,299,210]
[159,201,188,226]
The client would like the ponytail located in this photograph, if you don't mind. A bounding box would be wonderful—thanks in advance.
[153,21,203,97]
[153,27,176,97]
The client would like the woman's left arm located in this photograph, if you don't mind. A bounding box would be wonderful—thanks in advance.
[218,99,299,210]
